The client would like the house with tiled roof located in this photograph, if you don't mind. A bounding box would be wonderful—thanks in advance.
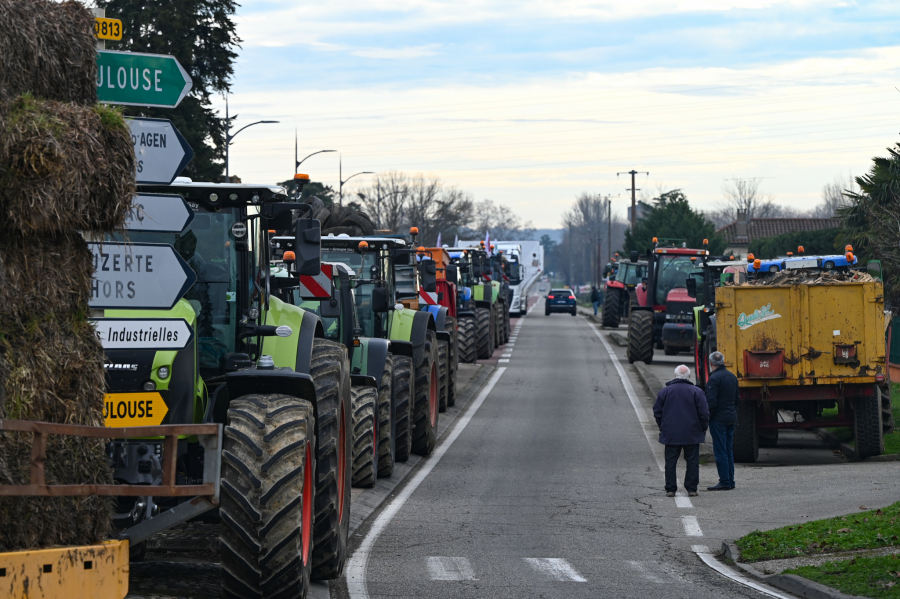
[716,210,840,256]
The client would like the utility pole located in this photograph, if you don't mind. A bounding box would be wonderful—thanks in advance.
[617,169,649,231]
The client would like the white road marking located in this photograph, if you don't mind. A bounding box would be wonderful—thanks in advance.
[589,325,666,471]
[499,358,510,362]
[626,560,665,583]
[682,515,703,536]
[346,368,507,599]
[427,556,476,580]
[674,493,694,508]
[523,558,587,582]
[693,547,795,599]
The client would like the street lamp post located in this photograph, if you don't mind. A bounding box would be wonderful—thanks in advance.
[224,95,279,182]
[338,156,373,203]
[294,130,336,174]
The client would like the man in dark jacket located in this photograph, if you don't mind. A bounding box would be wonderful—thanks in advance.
[705,351,739,491]
[653,365,709,497]
[590,286,602,315]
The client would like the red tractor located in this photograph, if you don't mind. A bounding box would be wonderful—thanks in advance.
[601,254,648,328]
[419,247,460,411]
[626,239,709,364]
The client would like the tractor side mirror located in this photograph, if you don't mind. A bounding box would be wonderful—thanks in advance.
[294,218,321,276]
[685,278,697,298]
[446,264,459,285]
[472,260,483,279]
[630,251,639,262]
[372,286,390,313]
[320,295,341,318]
[421,259,437,293]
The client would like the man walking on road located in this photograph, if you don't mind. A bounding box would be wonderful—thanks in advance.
[705,351,739,491]
[590,285,602,315]
[653,365,709,497]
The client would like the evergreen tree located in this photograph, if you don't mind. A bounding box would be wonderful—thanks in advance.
[99,0,240,181]
[623,190,725,254]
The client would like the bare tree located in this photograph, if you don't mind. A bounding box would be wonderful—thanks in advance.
[706,178,794,227]
[807,173,857,218]
[465,199,534,241]
[356,171,410,233]
[555,193,627,286]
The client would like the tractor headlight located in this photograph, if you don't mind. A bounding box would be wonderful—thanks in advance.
[143,381,157,391]
[157,366,170,380]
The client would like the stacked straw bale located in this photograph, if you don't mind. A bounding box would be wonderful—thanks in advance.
[0,0,136,551]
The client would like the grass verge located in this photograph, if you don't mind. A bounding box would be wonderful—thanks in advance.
[736,502,900,562]
[785,555,900,598]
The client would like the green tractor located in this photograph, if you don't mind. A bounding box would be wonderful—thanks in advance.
[102,181,353,598]
[446,248,479,364]
[320,232,447,458]
[470,247,504,358]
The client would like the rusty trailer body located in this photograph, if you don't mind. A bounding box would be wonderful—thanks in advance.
[715,279,888,461]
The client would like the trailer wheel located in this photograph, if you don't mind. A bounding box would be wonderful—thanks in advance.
[350,386,377,487]
[220,394,316,599]
[457,315,477,364]
[309,339,351,580]
[376,355,395,478]
[602,289,621,328]
[627,310,654,364]
[412,329,439,456]
[475,307,493,359]
[734,400,758,463]
[392,355,414,463]
[445,317,458,407]
[437,338,449,413]
[854,390,884,459]
[758,429,778,448]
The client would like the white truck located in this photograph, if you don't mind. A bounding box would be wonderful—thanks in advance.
[497,241,544,316]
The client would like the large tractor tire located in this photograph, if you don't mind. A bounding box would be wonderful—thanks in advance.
[602,289,621,328]
[350,386,377,487]
[493,304,502,349]
[376,355,395,478]
[475,307,494,359]
[309,339,351,580]
[854,391,884,459]
[627,310,654,365]
[411,329,439,456]
[734,400,759,463]
[457,315,477,364]
[445,317,458,407]
[437,338,449,413]
[501,303,511,344]
[392,354,414,463]
[220,394,316,599]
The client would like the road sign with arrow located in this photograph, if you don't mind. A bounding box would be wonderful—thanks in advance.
[97,50,192,108]
[125,193,194,233]
[88,242,197,310]
[127,118,193,185]
[91,318,194,351]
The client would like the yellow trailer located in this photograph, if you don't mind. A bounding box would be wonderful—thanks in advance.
[715,279,888,461]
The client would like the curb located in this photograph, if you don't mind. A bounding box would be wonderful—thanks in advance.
[721,541,871,599]
[633,360,663,396]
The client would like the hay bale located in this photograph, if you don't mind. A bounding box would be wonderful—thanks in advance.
[0,95,135,233]
[0,0,97,105]
[0,233,93,323]
[0,313,113,552]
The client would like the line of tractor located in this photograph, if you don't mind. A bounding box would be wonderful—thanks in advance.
[602,238,891,463]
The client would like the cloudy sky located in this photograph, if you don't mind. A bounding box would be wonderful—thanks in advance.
[215,0,900,228]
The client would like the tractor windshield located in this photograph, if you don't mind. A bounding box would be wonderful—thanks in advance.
[620,264,645,286]
[110,207,241,375]
[654,255,695,305]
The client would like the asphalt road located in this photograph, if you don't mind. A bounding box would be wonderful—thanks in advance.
[340,308,784,599]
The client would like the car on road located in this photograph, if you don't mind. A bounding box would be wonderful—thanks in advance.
[545,288,577,316]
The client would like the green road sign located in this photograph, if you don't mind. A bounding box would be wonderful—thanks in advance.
[97,50,192,108]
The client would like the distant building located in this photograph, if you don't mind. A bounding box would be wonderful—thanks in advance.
[716,210,840,256]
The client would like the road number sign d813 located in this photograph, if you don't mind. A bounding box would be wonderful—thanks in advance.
[94,17,122,40]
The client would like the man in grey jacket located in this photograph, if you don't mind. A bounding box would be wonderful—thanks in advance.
[653,365,709,497]
[705,351,740,491]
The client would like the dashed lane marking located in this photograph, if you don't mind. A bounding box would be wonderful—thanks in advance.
[498,359,510,363]
[674,493,694,508]
[682,515,703,536]
[523,558,587,582]
[427,557,477,581]
[346,368,507,599]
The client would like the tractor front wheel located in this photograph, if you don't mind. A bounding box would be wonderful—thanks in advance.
[627,310,654,364]
[411,330,439,456]
[602,289,621,328]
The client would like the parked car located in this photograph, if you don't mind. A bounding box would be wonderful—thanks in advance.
[545,288,577,316]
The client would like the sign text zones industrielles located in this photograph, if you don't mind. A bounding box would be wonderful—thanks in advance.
[92,318,193,351]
